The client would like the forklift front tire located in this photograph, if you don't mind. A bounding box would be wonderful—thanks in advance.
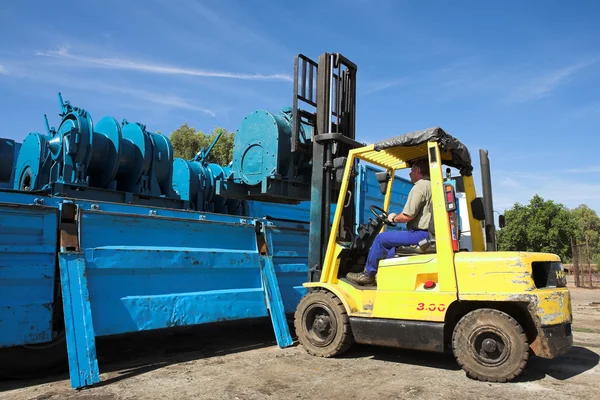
[294,290,354,357]
[452,308,529,383]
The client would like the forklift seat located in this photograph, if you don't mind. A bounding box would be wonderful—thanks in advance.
[394,204,436,256]
[394,238,436,255]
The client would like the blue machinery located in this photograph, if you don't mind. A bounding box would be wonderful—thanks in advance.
[0,53,412,388]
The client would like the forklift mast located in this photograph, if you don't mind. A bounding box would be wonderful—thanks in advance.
[292,53,362,282]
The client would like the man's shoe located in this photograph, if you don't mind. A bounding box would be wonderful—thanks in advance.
[346,270,376,286]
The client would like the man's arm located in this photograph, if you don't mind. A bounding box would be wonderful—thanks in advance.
[387,182,424,224]
[388,212,412,223]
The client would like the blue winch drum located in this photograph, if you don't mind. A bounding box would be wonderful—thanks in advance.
[233,109,293,186]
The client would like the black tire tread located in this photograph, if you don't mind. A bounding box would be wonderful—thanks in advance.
[294,289,354,357]
[452,308,529,383]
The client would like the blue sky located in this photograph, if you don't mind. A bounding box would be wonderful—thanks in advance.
[1,0,599,214]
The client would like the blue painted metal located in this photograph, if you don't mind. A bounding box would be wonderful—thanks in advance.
[247,199,311,222]
[78,209,264,336]
[193,128,223,163]
[356,164,413,231]
[0,158,412,337]
[58,252,100,388]
[13,94,174,199]
[89,116,121,188]
[0,91,414,389]
[212,107,312,202]
[118,120,175,196]
[259,253,293,347]
[0,202,57,347]
[259,221,293,347]
[261,218,310,313]
[232,108,295,186]
[47,93,95,186]
[13,132,49,191]
[172,159,242,213]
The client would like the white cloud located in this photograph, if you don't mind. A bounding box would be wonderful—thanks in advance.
[498,176,520,188]
[509,59,598,103]
[493,169,600,214]
[3,66,216,116]
[98,84,216,116]
[391,56,598,105]
[35,47,293,82]
[362,78,410,95]
[0,64,7,75]
[569,102,600,119]
[566,165,600,173]
[174,0,292,62]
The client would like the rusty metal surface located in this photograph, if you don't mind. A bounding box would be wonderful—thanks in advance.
[59,202,80,252]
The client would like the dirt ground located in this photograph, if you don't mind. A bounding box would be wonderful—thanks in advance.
[1,284,599,400]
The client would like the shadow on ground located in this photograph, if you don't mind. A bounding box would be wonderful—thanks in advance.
[515,346,599,382]
[341,344,599,383]
[2,322,598,392]
[343,344,461,371]
[0,318,281,392]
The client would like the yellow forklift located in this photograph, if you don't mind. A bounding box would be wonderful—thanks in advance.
[295,127,572,382]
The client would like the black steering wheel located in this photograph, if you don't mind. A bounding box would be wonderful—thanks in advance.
[370,205,397,227]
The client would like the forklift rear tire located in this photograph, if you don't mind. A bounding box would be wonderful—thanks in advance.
[452,308,529,383]
[294,290,354,357]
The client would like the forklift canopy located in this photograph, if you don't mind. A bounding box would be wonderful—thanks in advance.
[372,127,473,176]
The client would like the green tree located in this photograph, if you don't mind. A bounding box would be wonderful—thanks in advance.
[571,204,600,263]
[497,195,576,261]
[169,124,234,165]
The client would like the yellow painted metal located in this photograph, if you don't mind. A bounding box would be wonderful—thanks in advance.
[320,150,358,284]
[462,175,485,252]
[380,168,395,233]
[349,143,426,169]
[302,134,572,355]
[454,251,572,325]
[426,142,457,293]
[365,142,459,320]
[454,251,559,294]
[370,255,457,321]
[304,281,377,315]
[459,290,572,326]
[535,288,572,326]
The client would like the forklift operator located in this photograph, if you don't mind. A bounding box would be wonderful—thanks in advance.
[347,159,432,286]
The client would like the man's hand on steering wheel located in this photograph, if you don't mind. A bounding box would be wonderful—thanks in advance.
[387,212,398,224]
[370,205,397,227]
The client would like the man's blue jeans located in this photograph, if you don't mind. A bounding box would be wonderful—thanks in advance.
[365,230,429,276]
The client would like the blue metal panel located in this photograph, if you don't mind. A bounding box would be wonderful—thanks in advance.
[262,219,310,313]
[77,210,268,336]
[119,288,267,330]
[247,200,311,222]
[58,252,100,388]
[258,250,293,347]
[356,164,413,231]
[83,247,266,335]
[0,202,57,347]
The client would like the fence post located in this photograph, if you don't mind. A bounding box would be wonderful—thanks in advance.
[571,238,580,287]
[586,233,593,289]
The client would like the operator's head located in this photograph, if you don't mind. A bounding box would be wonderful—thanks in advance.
[409,159,430,183]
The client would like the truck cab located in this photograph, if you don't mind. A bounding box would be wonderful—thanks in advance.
[295,127,573,382]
